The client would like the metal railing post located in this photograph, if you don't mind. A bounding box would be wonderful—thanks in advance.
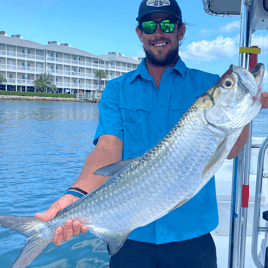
[251,137,268,268]
[228,0,254,267]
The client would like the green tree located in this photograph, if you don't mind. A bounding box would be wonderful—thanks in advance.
[95,70,107,92]
[34,73,56,93]
[0,73,7,84]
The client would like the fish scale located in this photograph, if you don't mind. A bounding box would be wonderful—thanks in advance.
[0,63,265,268]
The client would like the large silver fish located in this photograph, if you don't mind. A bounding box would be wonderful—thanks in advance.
[0,63,265,268]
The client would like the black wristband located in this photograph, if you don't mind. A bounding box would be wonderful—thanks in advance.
[67,187,88,196]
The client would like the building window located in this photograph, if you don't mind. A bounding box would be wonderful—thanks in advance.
[27,75,30,80]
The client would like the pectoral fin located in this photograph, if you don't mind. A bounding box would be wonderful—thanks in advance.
[202,139,227,178]
[94,158,137,177]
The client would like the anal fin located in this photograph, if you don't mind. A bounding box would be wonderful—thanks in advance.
[88,226,131,256]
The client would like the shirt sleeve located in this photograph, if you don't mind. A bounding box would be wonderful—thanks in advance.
[93,80,123,146]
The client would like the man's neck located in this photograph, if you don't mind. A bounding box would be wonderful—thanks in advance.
[146,56,179,88]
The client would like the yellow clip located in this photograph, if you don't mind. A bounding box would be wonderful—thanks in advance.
[239,47,261,54]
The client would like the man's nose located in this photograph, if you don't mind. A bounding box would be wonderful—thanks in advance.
[155,23,163,34]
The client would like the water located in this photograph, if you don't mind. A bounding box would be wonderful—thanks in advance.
[0,100,267,268]
[0,100,109,268]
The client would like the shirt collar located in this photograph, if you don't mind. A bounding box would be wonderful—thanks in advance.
[129,56,186,84]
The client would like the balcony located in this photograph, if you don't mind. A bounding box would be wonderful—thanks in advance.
[56,58,64,63]
[17,79,34,85]
[7,51,16,57]
[5,78,35,85]
[0,49,45,61]
[17,52,26,58]
[0,50,7,56]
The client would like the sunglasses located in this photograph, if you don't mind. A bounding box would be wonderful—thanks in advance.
[140,19,179,34]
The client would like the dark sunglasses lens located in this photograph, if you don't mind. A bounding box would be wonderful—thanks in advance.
[142,21,156,34]
[160,20,176,33]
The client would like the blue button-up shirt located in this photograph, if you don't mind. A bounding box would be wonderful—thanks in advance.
[94,57,220,244]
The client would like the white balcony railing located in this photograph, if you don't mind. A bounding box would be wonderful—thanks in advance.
[17,52,26,58]
[0,49,138,73]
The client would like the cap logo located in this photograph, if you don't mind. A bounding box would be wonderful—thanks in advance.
[146,0,171,7]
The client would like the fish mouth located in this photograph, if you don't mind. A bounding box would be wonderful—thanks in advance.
[230,63,265,96]
[230,64,257,96]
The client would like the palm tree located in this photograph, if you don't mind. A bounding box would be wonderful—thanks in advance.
[95,70,107,92]
[0,74,7,84]
[34,73,56,93]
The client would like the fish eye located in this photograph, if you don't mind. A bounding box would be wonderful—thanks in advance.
[222,77,235,89]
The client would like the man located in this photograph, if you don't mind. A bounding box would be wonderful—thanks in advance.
[36,0,268,267]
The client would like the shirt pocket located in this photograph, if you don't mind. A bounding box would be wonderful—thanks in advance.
[119,102,152,159]
[170,94,199,127]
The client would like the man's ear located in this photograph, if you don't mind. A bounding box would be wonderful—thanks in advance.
[136,26,143,42]
[177,23,186,41]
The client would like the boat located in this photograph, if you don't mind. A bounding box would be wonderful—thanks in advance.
[202,0,268,267]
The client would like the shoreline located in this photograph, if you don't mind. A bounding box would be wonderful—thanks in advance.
[0,95,98,102]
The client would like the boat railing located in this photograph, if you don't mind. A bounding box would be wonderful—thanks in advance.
[252,137,268,268]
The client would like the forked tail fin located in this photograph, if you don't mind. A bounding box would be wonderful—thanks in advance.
[0,215,52,268]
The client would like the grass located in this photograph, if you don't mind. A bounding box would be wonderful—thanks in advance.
[0,90,76,98]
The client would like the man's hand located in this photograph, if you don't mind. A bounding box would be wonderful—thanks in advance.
[261,92,268,109]
[35,194,89,245]
[227,92,268,159]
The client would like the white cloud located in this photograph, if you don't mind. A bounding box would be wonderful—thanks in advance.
[252,34,268,49]
[199,21,240,37]
[180,36,237,61]
[219,21,240,33]
[199,29,215,37]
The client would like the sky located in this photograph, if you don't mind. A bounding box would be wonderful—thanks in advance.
[1,0,267,89]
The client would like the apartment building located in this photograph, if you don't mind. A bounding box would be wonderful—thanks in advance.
[0,31,141,94]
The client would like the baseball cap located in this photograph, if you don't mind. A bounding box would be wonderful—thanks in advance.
[136,0,182,22]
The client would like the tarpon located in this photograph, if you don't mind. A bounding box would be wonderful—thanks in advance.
[0,63,265,268]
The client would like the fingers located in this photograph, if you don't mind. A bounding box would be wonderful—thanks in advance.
[81,225,89,233]
[53,226,64,245]
[35,195,79,222]
[63,219,74,241]
[73,221,82,236]
[35,194,86,246]
[261,92,268,109]
[52,219,89,245]
[35,202,62,222]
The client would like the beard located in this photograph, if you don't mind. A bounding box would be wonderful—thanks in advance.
[144,45,179,67]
